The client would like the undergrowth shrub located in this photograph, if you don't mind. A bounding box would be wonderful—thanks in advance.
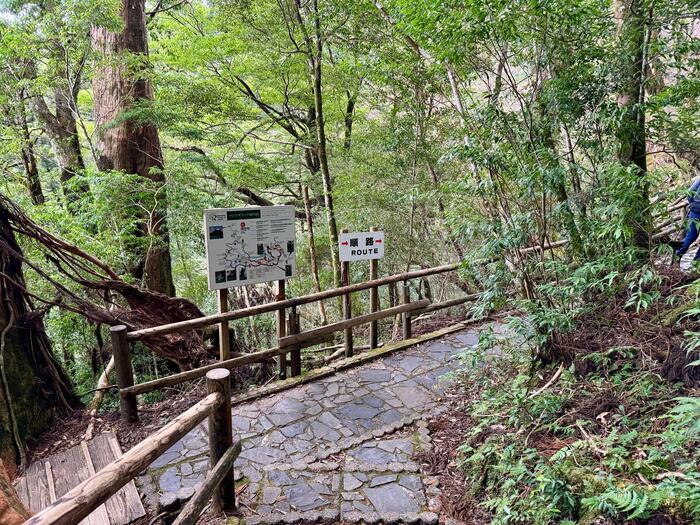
[458,258,700,524]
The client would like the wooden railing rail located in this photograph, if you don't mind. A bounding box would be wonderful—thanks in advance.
[126,263,459,340]
[25,369,237,525]
[122,346,285,396]
[121,300,433,397]
[113,262,482,420]
[278,300,429,349]
[172,441,241,525]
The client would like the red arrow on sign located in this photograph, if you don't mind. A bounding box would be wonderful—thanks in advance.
[375,239,382,243]
[340,241,349,246]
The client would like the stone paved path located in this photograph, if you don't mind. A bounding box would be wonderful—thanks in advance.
[137,322,507,524]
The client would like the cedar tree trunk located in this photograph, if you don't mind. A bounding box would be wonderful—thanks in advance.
[91,0,175,296]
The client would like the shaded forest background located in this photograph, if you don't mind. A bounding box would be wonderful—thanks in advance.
[0,0,698,490]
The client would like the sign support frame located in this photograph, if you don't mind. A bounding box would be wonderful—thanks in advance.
[276,279,287,380]
[369,226,380,349]
[341,228,353,357]
[217,289,231,363]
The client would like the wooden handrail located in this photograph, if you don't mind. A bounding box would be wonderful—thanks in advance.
[122,346,284,396]
[127,263,460,340]
[172,442,242,525]
[278,300,429,348]
[122,296,472,396]
[125,241,575,341]
[25,391,224,525]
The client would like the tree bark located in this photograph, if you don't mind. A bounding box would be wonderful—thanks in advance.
[302,184,328,324]
[615,0,651,248]
[311,0,340,289]
[343,88,357,149]
[0,459,29,525]
[91,0,175,296]
[16,93,44,205]
[293,0,341,289]
[32,83,88,208]
[0,204,78,469]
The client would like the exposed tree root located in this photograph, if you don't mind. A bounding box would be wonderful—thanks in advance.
[0,194,211,369]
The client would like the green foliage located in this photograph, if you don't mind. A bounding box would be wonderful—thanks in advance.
[455,259,700,523]
[0,0,698,485]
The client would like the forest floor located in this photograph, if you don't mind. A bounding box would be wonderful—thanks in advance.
[419,265,700,524]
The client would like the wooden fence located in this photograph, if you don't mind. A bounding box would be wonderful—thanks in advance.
[25,369,239,525]
[113,262,479,422]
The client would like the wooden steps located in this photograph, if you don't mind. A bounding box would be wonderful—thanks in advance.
[14,432,145,525]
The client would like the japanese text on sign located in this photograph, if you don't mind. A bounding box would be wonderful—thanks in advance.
[339,231,385,262]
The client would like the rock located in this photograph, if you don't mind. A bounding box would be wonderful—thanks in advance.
[340,403,382,420]
[318,411,343,429]
[361,394,385,408]
[262,486,282,505]
[391,385,432,409]
[343,473,363,491]
[418,511,439,525]
[239,446,287,465]
[358,369,392,382]
[286,485,328,511]
[310,420,341,441]
[280,422,307,438]
[378,438,413,454]
[398,474,423,492]
[176,486,195,500]
[349,445,398,464]
[363,483,421,513]
[368,474,397,487]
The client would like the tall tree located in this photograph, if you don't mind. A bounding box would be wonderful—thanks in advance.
[91,0,176,296]
[0,88,45,206]
[615,0,651,247]
[292,0,341,288]
[32,77,89,207]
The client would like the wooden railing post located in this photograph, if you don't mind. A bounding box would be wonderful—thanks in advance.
[276,279,287,379]
[401,279,411,339]
[217,289,230,362]
[111,325,138,423]
[288,306,301,376]
[341,228,353,357]
[206,369,235,513]
[369,226,379,349]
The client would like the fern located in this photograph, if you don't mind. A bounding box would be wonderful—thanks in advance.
[582,486,663,520]
[670,397,700,435]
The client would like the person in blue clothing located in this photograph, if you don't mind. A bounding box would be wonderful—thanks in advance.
[674,176,700,265]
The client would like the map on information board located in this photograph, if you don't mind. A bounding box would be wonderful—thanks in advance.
[203,205,296,290]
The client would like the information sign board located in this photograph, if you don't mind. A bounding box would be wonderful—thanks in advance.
[204,206,296,290]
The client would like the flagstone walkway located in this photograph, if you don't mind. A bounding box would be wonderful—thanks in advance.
[137,321,508,524]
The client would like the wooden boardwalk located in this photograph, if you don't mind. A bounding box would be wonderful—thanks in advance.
[15,432,145,525]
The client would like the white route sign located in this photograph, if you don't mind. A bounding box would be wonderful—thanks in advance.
[339,231,385,262]
[203,205,296,290]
